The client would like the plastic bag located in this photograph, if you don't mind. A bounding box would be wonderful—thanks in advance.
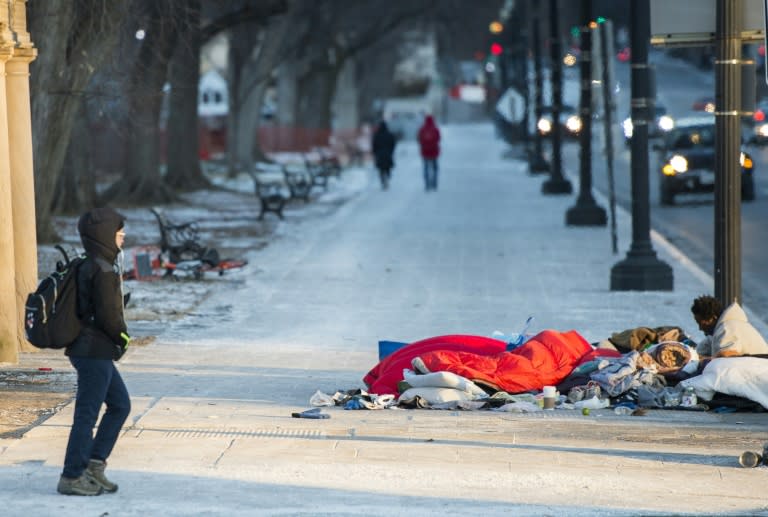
[309,390,335,407]
[573,396,610,410]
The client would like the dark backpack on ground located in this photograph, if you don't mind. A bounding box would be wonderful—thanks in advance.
[24,247,85,349]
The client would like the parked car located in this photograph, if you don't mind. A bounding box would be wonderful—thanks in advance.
[655,114,755,205]
[622,104,675,144]
[691,96,715,113]
[536,104,582,139]
[749,98,768,145]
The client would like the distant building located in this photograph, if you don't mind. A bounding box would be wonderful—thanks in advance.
[198,70,228,158]
[198,69,228,118]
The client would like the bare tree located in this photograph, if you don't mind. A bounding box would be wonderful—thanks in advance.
[29,0,131,242]
[165,0,208,191]
[100,0,182,204]
[283,0,437,132]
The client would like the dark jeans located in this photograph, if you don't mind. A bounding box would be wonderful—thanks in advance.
[378,167,391,189]
[63,356,131,478]
[423,159,438,190]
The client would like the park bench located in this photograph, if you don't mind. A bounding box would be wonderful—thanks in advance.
[315,147,342,178]
[149,208,220,266]
[303,151,339,192]
[248,164,290,220]
[282,163,313,202]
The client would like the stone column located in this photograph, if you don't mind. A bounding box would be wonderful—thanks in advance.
[6,0,37,353]
[0,0,18,362]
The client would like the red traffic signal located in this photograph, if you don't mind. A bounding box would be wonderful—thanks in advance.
[490,42,503,56]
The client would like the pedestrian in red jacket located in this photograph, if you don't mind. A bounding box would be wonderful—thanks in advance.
[417,115,441,191]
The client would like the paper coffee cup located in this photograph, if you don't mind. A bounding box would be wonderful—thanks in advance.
[542,386,556,410]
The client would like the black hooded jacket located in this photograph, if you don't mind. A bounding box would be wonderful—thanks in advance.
[371,121,396,170]
[67,207,130,361]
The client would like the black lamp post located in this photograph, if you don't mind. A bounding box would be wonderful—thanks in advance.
[566,0,607,225]
[518,0,531,155]
[610,0,673,291]
[713,1,743,306]
[541,0,573,194]
[528,1,549,174]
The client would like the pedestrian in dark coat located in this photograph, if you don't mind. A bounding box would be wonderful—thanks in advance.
[59,207,131,496]
[372,120,397,190]
[417,115,441,191]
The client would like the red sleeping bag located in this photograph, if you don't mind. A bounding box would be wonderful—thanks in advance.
[363,335,507,396]
[417,330,593,393]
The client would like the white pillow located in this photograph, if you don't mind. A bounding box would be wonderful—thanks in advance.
[398,387,476,406]
[681,357,768,409]
[402,369,488,398]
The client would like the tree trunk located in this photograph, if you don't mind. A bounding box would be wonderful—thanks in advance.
[166,0,210,192]
[101,2,179,204]
[54,100,97,214]
[234,17,291,166]
[225,26,249,176]
[296,64,340,130]
[28,1,125,242]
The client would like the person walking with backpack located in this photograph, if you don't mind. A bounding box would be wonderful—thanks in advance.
[417,114,441,191]
[371,120,397,190]
[58,207,131,496]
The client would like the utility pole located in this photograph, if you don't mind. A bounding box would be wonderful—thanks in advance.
[714,1,743,306]
[566,0,607,226]
[542,0,572,194]
[610,0,672,291]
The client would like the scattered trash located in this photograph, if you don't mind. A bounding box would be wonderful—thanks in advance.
[291,407,330,419]
[739,450,763,468]
[573,396,610,410]
[309,390,335,407]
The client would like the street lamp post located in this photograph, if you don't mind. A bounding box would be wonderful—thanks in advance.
[566,0,607,226]
[519,0,531,155]
[542,0,573,194]
[610,0,673,291]
[528,1,549,174]
[714,1,743,307]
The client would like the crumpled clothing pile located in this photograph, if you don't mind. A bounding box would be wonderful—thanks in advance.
[310,388,396,410]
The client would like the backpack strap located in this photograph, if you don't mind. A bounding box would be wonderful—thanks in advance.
[93,256,116,274]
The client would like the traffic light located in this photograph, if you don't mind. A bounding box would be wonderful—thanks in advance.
[490,42,503,56]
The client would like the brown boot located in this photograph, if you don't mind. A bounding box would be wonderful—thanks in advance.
[57,473,103,496]
[86,459,118,493]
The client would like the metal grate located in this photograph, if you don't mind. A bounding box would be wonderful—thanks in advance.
[162,428,324,439]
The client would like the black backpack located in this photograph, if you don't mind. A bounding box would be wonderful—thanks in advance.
[24,246,85,349]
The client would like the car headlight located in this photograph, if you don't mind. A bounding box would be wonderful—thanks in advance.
[658,115,674,132]
[565,115,582,134]
[538,118,552,134]
[663,154,688,176]
[740,152,753,169]
[622,118,633,138]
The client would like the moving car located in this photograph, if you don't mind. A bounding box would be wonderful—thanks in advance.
[536,104,582,139]
[622,104,675,144]
[655,114,755,205]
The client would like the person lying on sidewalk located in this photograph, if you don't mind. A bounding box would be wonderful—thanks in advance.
[690,295,768,358]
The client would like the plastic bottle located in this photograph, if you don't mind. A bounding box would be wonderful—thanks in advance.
[614,406,634,416]
[681,386,697,407]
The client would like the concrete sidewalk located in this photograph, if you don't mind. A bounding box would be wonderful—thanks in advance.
[1,123,767,516]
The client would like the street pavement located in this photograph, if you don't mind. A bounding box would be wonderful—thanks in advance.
[1,122,768,516]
